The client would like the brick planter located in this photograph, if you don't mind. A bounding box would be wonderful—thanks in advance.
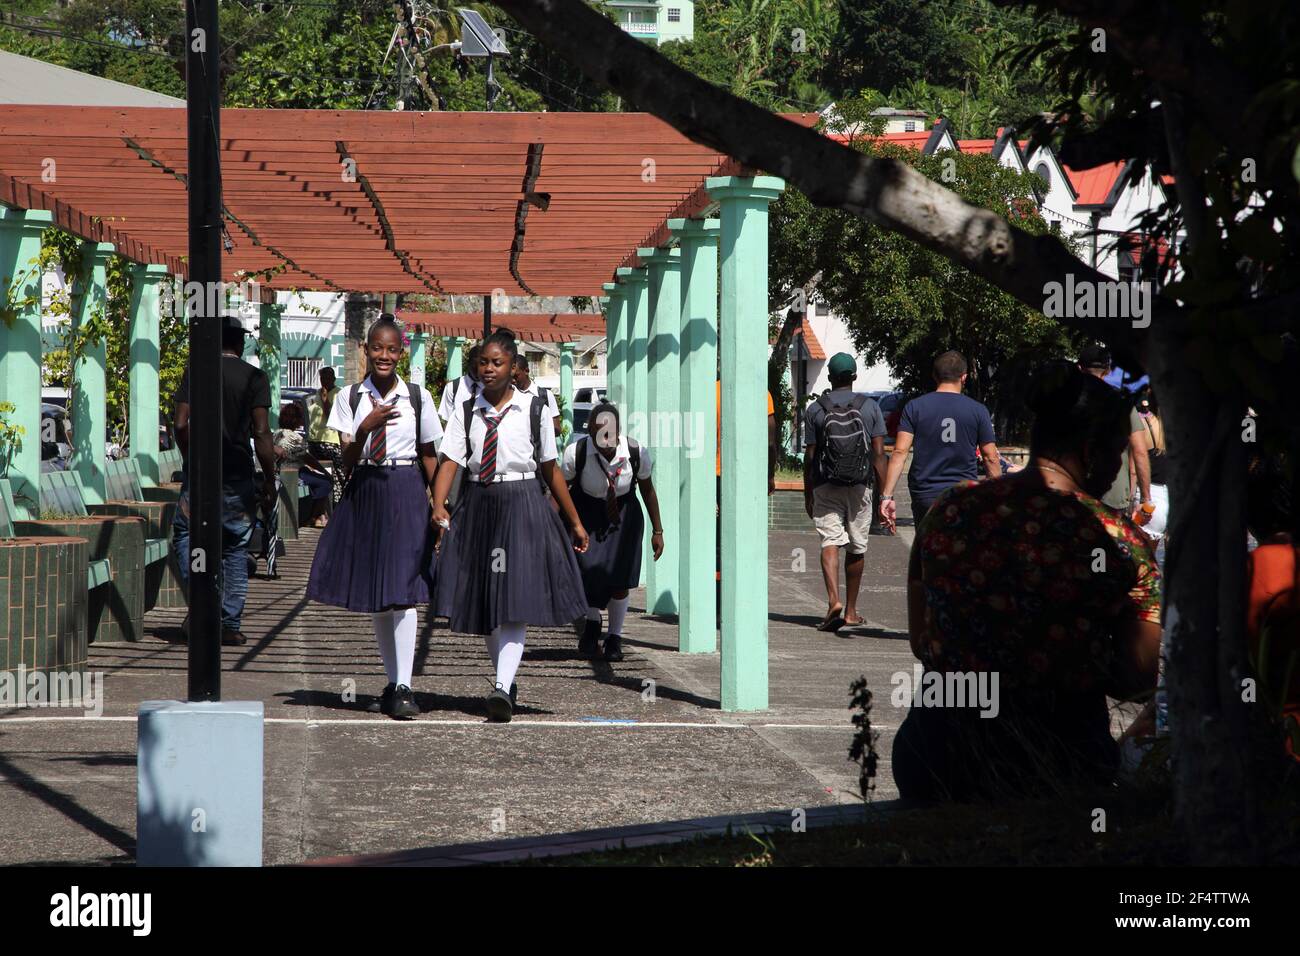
[0,536,89,678]
[95,500,184,611]
[15,516,146,644]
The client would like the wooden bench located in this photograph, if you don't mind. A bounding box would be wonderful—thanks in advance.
[0,480,109,589]
[159,447,183,483]
[101,459,185,609]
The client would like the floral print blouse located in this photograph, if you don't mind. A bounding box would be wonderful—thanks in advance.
[916,478,1162,698]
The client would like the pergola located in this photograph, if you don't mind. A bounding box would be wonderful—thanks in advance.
[0,104,813,711]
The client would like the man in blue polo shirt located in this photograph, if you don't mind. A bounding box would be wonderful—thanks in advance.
[880,350,1001,530]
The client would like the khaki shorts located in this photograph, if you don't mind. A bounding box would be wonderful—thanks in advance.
[812,483,873,554]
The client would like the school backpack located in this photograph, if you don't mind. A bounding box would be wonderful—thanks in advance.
[815,393,872,486]
[462,393,547,477]
[349,381,425,450]
[571,434,642,500]
[448,376,479,407]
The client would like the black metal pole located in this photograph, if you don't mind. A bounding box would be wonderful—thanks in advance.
[483,293,491,340]
[186,0,224,702]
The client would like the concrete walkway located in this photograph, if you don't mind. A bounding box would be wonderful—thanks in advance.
[0,497,920,865]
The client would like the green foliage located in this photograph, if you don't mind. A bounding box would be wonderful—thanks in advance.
[0,402,25,478]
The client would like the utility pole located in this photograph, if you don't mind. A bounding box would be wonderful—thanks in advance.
[186,0,224,702]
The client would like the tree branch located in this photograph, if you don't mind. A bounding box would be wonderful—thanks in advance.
[493,0,1168,366]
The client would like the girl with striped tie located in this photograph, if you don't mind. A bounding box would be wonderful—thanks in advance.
[561,402,664,661]
[307,316,443,720]
[430,328,590,722]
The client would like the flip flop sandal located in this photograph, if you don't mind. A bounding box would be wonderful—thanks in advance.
[817,610,846,632]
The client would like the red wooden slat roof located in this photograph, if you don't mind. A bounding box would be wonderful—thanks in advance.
[0,106,816,296]
[396,311,605,342]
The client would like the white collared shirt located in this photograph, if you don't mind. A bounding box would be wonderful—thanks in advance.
[327,377,443,460]
[561,435,652,497]
[516,381,559,421]
[437,374,480,423]
[441,386,558,477]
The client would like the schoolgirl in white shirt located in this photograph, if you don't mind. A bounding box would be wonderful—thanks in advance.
[437,344,483,423]
[307,317,443,720]
[512,352,562,437]
[430,328,590,722]
[561,402,665,661]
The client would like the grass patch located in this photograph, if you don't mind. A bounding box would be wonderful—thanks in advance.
[516,783,1300,867]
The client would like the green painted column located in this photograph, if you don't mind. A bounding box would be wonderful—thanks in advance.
[615,266,649,444]
[602,283,625,409]
[669,216,720,654]
[259,301,285,429]
[0,207,53,517]
[71,241,115,506]
[410,332,427,387]
[707,174,785,712]
[129,263,169,487]
[559,341,575,433]
[639,245,682,616]
[446,336,464,381]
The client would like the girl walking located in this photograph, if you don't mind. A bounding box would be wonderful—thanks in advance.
[307,316,442,720]
[431,328,590,722]
[561,402,664,661]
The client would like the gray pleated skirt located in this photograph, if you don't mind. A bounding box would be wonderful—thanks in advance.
[432,478,588,635]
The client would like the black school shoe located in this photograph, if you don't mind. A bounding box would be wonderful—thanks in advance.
[510,683,518,706]
[486,685,513,723]
[603,634,625,662]
[366,683,397,715]
[221,628,248,646]
[578,617,602,656]
[390,684,419,720]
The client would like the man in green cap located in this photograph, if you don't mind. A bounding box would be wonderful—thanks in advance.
[803,352,887,632]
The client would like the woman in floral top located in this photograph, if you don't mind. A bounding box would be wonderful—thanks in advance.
[892,363,1162,802]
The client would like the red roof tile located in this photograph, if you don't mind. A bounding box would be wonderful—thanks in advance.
[1062,160,1128,205]
[799,318,826,361]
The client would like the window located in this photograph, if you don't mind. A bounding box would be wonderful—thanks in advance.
[904,121,916,132]
[815,302,831,316]
[667,7,681,21]
[1035,162,1051,184]
[286,357,322,388]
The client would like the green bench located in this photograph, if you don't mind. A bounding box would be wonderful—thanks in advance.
[41,470,172,569]
[0,480,109,589]
[2,476,146,643]
[101,459,185,609]
[159,447,183,483]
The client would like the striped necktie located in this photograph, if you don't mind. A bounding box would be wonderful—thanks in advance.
[479,406,511,482]
[369,405,387,462]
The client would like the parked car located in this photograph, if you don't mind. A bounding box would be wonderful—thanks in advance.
[40,404,72,472]
[570,386,607,436]
[871,390,909,440]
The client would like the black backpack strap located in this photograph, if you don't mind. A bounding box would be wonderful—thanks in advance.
[850,393,868,412]
[462,396,476,464]
[530,394,544,472]
[573,435,588,491]
[349,383,364,417]
[627,437,641,483]
[409,382,422,450]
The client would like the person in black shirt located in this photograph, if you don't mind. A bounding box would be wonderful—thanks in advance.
[172,318,277,645]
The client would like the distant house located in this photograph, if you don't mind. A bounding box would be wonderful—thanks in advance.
[601,0,694,44]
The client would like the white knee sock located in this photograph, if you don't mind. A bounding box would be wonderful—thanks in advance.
[372,611,397,684]
[585,606,602,621]
[491,622,526,690]
[607,596,629,636]
[393,607,418,688]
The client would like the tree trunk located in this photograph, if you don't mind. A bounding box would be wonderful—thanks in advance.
[1148,325,1258,863]
[344,293,379,384]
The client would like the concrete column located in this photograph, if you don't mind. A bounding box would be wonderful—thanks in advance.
[0,207,53,517]
[638,245,681,616]
[707,174,785,712]
[259,301,285,429]
[614,266,649,444]
[559,341,575,433]
[409,332,427,386]
[445,336,464,381]
[669,217,720,654]
[129,263,169,487]
[602,283,625,409]
[71,241,116,505]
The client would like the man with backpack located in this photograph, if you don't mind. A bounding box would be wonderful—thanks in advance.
[803,353,887,633]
